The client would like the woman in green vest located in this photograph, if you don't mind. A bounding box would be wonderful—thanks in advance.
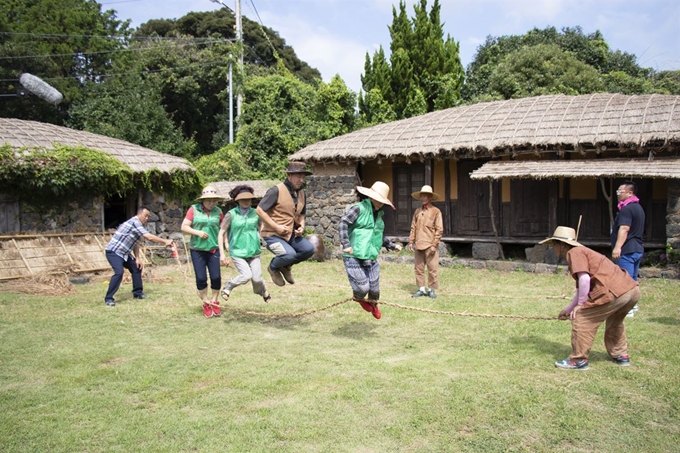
[181,186,224,318]
[218,185,271,303]
[339,181,402,320]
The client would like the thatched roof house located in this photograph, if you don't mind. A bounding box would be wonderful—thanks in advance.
[0,118,197,235]
[293,93,680,161]
[0,118,193,173]
[290,93,680,258]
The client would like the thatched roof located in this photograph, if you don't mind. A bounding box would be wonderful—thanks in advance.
[211,180,278,200]
[290,94,680,162]
[470,157,680,180]
[0,118,194,173]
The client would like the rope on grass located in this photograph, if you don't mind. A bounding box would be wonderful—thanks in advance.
[215,297,558,321]
[376,300,558,320]
[209,298,355,319]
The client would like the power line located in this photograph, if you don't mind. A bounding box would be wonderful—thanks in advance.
[0,31,219,42]
[0,59,231,83]
[0,38,233,61]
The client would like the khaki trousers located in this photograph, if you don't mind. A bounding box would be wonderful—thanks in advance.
[569,286,640,361]
[414,248,439,290]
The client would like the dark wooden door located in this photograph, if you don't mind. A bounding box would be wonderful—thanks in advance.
[457,160,500,235]
[393,164,425,235]
[509,179,554,237]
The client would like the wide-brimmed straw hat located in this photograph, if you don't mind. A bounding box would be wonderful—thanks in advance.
[539,226,583,247]
[412,185,440,201]
[196,185,223,201]
[356,181,395,210]
[285,161,312,175]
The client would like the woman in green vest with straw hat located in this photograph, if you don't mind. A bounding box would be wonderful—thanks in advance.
[339,181,402,319]
[218,185,271,304]
[181,186,225,318]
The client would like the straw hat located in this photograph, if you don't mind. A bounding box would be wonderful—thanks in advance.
[539,226,583,247]
[196,185,223,201]
[285,161,312,175]
[234,191,256,201]
[411,185,440,201]
[356,181,395,210]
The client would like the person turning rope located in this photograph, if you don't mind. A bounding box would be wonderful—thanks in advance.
[339,181,402,319]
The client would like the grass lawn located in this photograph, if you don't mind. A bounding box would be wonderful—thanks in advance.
[1,254,679,452]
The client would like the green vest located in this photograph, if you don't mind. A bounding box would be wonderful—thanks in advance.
[227,206,261,258]
[189,203,221,251]
[344,198,384,260]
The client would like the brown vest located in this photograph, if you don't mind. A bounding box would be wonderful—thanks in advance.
[260,183,305,238]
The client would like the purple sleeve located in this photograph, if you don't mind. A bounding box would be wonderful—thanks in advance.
[564,272,590,313]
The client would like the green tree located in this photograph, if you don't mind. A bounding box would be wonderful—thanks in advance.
[135,10,320,83]
[488,44,604,99]
[314,75,358,140]
[462,26,657,102]
[193,144,258,182]
[67,74,196,158]
[0,0,131,124]
[360,0,464,122]
[236,74,319,178]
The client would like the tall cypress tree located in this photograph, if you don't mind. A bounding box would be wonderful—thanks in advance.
[359,0,464,122]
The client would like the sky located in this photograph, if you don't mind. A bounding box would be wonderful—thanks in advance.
[104,0,680,93]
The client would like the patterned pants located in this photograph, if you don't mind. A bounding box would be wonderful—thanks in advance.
[343,256,380,300]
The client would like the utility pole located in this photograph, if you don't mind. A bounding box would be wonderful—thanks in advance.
[210,0,243,135]
[235,0,243,119]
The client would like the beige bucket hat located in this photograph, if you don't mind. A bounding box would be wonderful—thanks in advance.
[356,181,395,210]
[539,226,583,247]
[411,185,440,201]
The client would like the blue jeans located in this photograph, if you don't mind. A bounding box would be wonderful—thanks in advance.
[190,249,222,290]
[617,252,643,281]
[105,250,143,302]
[263,236,314,271]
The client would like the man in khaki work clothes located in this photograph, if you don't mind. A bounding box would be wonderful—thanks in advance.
[408,185,444,299]
[540,226,640,370]
[256,161,315,287]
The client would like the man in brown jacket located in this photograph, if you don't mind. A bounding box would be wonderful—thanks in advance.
[407,185,444,298]
[256,161,315,287]
[540,226,640,370]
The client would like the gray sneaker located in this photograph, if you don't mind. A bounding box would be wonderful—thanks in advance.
[268,266,285,287]
[428,289,436,299]
[412,289,428,297]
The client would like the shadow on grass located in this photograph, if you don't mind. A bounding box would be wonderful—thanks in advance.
[510,334,571,359]
[220,311,307,329]
[332,321,379,340]
[647,317,680,325]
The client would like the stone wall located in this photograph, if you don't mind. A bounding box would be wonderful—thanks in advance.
[15,190,183,237]
[20,198,103,233]
[305,168,358,250]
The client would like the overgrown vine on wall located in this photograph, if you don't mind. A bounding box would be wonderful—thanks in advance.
[0,144,201,206]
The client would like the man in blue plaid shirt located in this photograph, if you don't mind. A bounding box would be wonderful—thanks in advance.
[104,206,174,306]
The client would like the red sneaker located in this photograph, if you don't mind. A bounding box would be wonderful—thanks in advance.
[371,303,381,320]
[211,300,221,317]
[354,297,373,313]
[203,302,213,318]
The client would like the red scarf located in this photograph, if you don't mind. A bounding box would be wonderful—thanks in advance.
[618,195,639,211]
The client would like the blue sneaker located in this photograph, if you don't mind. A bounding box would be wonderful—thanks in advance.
[555,358,589,370]
[609,354,631,366]
[412,289,428,298]
[428,289,436,299]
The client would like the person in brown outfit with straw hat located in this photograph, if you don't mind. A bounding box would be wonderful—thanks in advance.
[539,226,640,370]
[408,185,444,299]
[256,161,315,287]
[182,186,225,318]
[339,181,402,319]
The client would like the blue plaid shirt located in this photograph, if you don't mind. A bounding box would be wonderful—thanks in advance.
[105,216,149,260]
